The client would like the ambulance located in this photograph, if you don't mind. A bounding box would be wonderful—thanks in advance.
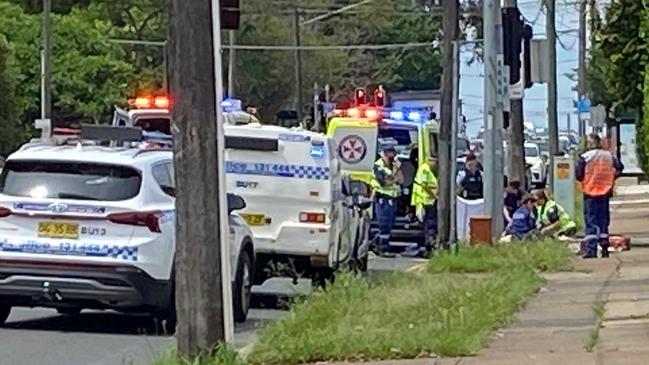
[223,120,370,284]
[325,90,440,248]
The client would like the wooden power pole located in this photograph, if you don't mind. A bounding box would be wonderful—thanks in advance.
[438,0,459,246]
[546,0,558,191]
[168,0,225,358]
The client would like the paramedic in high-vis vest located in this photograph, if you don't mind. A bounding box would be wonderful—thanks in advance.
[405,156,438,257]
[371,143,403,257]
[576,133,624,259]
[534,190,577,237]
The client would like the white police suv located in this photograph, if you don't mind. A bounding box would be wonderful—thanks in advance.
[0,126,255,330]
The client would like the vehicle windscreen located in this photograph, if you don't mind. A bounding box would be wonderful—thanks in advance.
[134,116,171,134]
[0,160,141,201]
[378,125,417,158]
[525,147,539,157]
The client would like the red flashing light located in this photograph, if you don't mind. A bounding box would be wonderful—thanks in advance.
[153,96,170,109]
[354,88,367,105]
[52,128,81,136]
[365,108,379,119]
[347,108,361,118]
[129,94,171,110]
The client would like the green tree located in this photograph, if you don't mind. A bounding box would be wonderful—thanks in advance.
[0,34,29,155]
[0,3,135,125]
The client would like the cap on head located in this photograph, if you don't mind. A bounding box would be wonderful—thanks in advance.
[380,142,397,153]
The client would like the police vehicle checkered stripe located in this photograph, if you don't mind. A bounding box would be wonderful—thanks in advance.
[291,165,330,180]
[108,245,138,261]
[226,161,330,180]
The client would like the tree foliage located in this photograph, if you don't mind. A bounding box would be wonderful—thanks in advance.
[0,2,135,127]
[0,34,29,155]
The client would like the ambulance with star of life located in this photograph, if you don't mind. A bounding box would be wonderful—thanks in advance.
[221,100,370,284]
[325,88,440,249]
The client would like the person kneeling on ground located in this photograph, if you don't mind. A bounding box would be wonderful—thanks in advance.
[505,193,538,240]
[534,190,577,237]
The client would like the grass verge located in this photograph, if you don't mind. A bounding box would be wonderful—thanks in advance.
[584,300,606,352]
[152,344,243,365]
[427,239,572,274]
[247,268,542,364]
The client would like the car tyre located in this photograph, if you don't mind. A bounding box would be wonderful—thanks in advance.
[233,251,253,323]
[0,304,10,325]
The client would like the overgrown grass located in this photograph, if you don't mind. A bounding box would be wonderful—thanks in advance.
[152,345,242,365]
[584,300,606,352]
[427,239,572,274]
[247,268,542,364]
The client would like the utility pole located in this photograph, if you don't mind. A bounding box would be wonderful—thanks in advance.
[168,0,227,357]
[547,0,558,192]
[503,0,526,184]
[567,112,572,136]
[293,0,304,124]
[483,0,505,237]
[228,30,236,97]
[41,0,52,120]
[577,0,587,138]
[449,40,460,249]
[438,0,459,247]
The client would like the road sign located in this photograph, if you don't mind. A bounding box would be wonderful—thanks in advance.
[578,97,591,113]
[323,102,335,114]
[509,80,524,100]
[590,104,606,127]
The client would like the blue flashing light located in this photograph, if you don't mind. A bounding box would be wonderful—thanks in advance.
[221,98,242,112]
[310,145,325,158]
[407,111,422,122]
[389,110,404,120]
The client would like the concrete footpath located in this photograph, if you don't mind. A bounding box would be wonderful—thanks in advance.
[332,185,649,365]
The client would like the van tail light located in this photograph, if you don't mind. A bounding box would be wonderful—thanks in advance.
[299,212,326,223]
[0,207,12,218]
[108,211,163,233]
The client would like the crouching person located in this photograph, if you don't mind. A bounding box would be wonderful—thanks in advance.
[505,194,539,240]
[534,190,577,238]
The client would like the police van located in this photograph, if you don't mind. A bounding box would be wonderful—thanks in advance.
[224,121,370,283]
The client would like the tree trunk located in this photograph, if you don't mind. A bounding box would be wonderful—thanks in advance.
[508,99,526,184]
[438,0,459,245]
[168,0,225,358]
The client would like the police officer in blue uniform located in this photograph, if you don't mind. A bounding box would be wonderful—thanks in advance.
[456,154,484,200]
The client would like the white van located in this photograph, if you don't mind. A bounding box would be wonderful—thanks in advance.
[224,123,369,284]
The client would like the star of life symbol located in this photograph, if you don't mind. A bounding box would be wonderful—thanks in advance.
[338,135,367,164]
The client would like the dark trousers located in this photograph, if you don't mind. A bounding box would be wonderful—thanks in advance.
[422,202,437,250]
[584,195,610,257]
[374,198,396,250]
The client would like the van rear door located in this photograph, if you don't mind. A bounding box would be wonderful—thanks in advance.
[224,133,333,243]
[327,119,378,182]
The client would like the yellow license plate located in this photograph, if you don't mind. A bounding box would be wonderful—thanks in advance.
[240,214,266,226]
[37,221,79,239]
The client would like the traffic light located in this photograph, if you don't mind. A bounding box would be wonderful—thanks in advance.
[354,88,367,105]
[374,86,385,106]
[522,24,533,89]
[220,0,240,30]
[502,7,524,84]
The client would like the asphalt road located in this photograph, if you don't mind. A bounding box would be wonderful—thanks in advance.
[0,256,425,365]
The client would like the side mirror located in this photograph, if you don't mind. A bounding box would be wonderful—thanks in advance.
[348,179,369,197]
[227,193,246,213]
[160,185,176,197]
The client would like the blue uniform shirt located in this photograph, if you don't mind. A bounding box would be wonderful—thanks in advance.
[507,205,537,238]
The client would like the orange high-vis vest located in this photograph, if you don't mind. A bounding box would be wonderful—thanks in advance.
[581,149,616,197]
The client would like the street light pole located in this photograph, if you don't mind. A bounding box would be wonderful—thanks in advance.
[41,0,52,120]
[228,30,235,97]
[293,0,303,124]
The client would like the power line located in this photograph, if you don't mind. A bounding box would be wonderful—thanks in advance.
[222,41,438,51]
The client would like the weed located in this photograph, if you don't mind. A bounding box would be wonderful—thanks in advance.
[584,300,606,352]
